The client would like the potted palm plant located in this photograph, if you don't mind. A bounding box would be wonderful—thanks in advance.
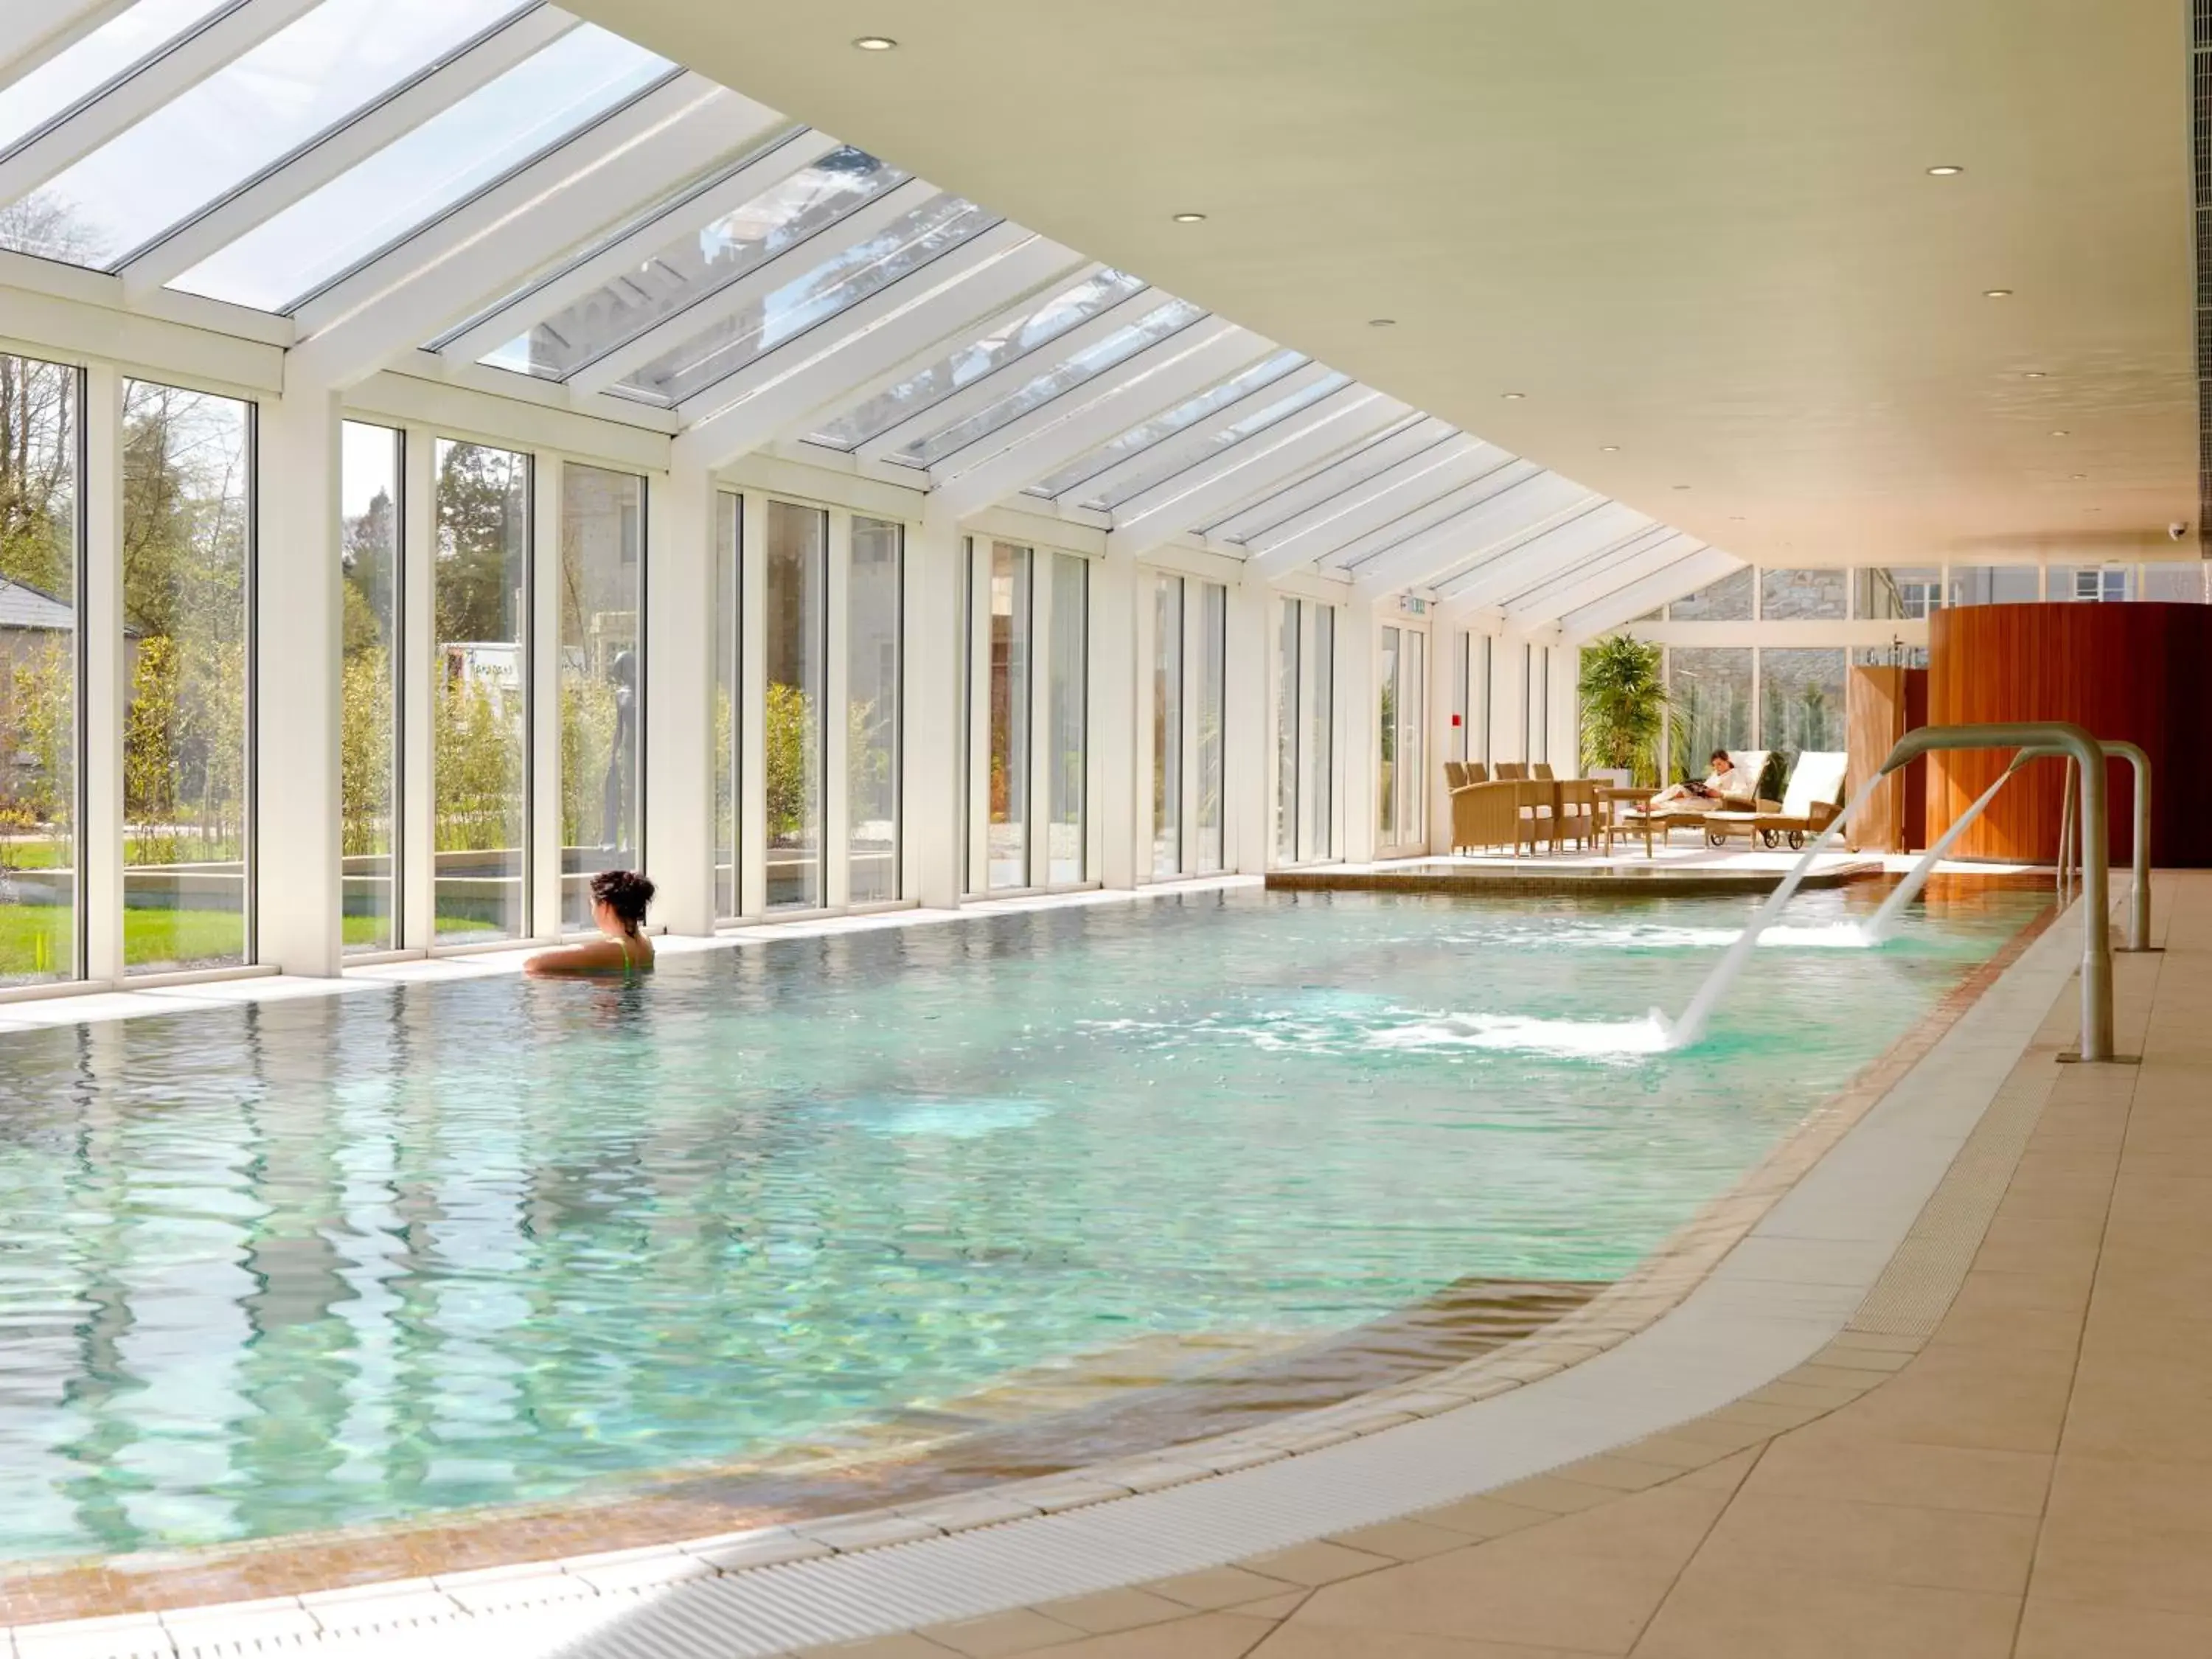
[1579,634,1669,787]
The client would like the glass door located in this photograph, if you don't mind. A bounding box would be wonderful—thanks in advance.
[1377,622,1427,856]
[1273,597,1335,867]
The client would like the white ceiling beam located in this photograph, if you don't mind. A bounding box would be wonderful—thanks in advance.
[1244,432,1507,577]
[1051,358,1342,508]
[119,6,585,302]
[431,126,835,365]
[1106,389,1406,560]
[672,227,1085,470]
[1495,521,1679,615]
[1430,499,1655,610]
[852,285,1179,464]
[1506,529,1701,625]
[929,322,1273,522]
[291,77,780,389]
[1327,459,1554,574]
[0,0,135,88]
[560,175,942,397]
[1211,414,1446,546]
[0,0,325,204]
[1562,549,1743,639]
[759,255,1102,445]
[1344,465,1568,597]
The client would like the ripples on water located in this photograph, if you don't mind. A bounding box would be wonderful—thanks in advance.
[0,884,2044,1559]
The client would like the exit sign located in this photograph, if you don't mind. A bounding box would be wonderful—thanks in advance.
[1397,594,1429,617]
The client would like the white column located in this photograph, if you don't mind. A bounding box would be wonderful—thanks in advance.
[1338,605,1377,864]
[1026,549,1055,891]
[255,386,344,976]
[1427,619,1456,852]
[82,364,124,984]
[824,509,852,912]
[645,463,715,935]
[964,538,990,891]
[530,455,563,936]
[903,509,963,909]
[1492,633,1529,765]
[1228,571,1270,874]
[400,425,434,950]
[1091,552,1138,888]
[1548,640,1581,776]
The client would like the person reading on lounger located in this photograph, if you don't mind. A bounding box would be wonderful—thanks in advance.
[1648,750,1742,810]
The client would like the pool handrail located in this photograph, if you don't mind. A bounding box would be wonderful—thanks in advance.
[2005,739,2154,954]
[1879,722,2114,1062]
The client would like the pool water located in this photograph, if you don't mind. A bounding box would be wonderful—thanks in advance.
[0,883,2045,1561]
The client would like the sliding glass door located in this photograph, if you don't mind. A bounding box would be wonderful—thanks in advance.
[1377,621,1427,856]
[1274,597,1336,866]
[970,541,1088,893]
[765,501,827,911]
[1148,570,1230,879]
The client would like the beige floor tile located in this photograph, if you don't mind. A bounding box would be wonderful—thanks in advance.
[922,1609,1086,1658]
[1775,1363,1885,1394]
[1253,1625,1606,1658]
[1484,1475,1627,1514]
[2032,1453,2212,1616]
[1644,1416,1773,1456]
[802,1638,959,1658]
[1631,1566,2020,1658]
[1290,1482,1728,1654]
[1324,1519,1480,1562]
[1414,1495,1561,1539]
[1549,1455,1683,1492]
[2015,1595,2212,1658]
[2056,1346,2212,1464]
[1234,1542,1396,1587]
[1020,1613,1276,1659]
[1669,1447,1763,1495]
[1147,1568,1302,1612]
[1228,1593,1309,1620]
[1687,1489,2037,1594]
[1034,1589,1193,1635]
[1705,1399,1825,1432]
[1826,1342,2076,1453]
[1739,1425,2052,1514]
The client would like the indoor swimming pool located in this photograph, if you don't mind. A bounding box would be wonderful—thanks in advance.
[0,884,2047,1562]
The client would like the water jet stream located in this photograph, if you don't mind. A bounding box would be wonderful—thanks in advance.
[1860,770,2013,945]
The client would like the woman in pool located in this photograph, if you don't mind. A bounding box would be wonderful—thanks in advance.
[525,869,656,978]
[1648,749,1742,810]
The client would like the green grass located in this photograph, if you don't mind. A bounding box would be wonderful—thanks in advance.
[0,905,498,979]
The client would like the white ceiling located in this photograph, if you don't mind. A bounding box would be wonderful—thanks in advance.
[565,0,2197,567]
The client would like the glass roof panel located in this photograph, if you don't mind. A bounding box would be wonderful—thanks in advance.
[477,145,908,383]
[804,268,1149,451]
[0,0,230,156]
[1079,370,1350,511]
[1201,414,1433,543]
[611,191,1000,408]
[1027,349,1309,499]
[165,24,672,313]
[2,0,526,271]
[886,296,1205,470]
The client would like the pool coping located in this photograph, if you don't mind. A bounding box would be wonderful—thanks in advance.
[0,878,2076,1655]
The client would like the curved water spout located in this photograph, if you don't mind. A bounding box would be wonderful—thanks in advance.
[1660,792,1858,1049]
[1860,770,2013,944]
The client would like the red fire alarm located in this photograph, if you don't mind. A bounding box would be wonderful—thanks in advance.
[1450,713,1462,727]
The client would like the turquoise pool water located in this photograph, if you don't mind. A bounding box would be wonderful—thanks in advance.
[0,883,2044,1561]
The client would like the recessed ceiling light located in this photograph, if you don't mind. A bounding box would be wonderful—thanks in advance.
[2023,370,2047,379]
[852,35,897,49]
[1983,288,2014,298]
[2051,429,2070,437]
[1672,484,1691,491]
[1172,212,1208,223]
[1927,164,1965,176]
[1501,391,1526,400]
[2070,473,2088,480]
[1367,317,1396,327]
[1600,444,1620,453]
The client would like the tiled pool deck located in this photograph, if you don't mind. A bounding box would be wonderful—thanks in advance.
[5,863,2191,1657]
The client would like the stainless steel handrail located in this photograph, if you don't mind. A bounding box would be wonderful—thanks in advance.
[1881,723,2114,1061]
[2007,740,2154,953]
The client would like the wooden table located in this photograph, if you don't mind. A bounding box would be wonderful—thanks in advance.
[1597,786,1660,858]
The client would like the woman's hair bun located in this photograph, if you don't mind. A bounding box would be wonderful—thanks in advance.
[591,869,655,925]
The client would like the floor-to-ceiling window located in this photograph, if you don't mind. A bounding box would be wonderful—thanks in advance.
[1759,647,1846,772]
[1377,622,1426,854]
[714,493,740,919]
[848,516,901,905]
[1194,580,1227,874]
[1045,552,1086,886]
[987,543,1032,890]
[558,465,642,931]
[765,501,826,910]
[432,439,528,942]
[123,381,252,973]
[1664,647,1753,782]
[340,421,400,954]
[1274,597,1336,867]
[1151,573,1183,878]
[0,353,80,987]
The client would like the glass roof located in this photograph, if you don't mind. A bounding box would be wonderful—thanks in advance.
[166,24,672,312]
[479,145,908,383]
[2,0,528,271]
[611,192,999,407]
[1202,416,1436,543]
[0,0,230,155]
[1027,349,1310,500]
[885,296,1205,470]
[1074,370,1349,512]
[804,268,1149,452]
